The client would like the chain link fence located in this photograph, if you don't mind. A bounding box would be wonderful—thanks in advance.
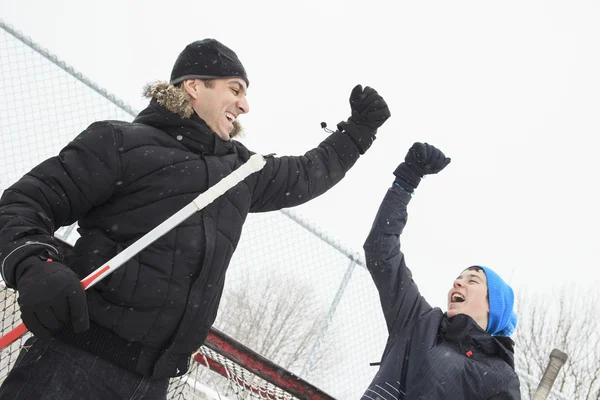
[0,19,387,399]
[0,19,570,399]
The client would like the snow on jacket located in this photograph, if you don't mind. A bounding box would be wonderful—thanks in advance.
[362,184,521,400]
[0,98,373,378]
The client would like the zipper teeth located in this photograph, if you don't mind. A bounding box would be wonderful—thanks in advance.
[1,241,59,286]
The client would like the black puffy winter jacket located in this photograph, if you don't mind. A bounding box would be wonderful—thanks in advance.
[0,99,373,378]
[361,184,521,399]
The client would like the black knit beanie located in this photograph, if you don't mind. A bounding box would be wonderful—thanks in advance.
[170,39,249,87]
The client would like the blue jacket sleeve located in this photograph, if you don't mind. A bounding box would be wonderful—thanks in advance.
[363,183,434,334]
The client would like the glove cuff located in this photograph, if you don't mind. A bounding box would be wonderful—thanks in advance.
[393,180,414,194]
[337,120,376,155]
[393,163,422,192]
[16,260,72,292]
[1,237,61,289]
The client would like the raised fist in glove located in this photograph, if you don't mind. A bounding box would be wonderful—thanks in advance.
[16,257,89,338]
[337,85,391,154]
[347,85,390,130]
[394,142,451,192]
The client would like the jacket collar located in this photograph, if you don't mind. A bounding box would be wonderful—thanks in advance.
[133,99,234,156]
[440,313,515,369]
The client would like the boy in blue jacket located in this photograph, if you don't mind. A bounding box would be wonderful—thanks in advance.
[362,143,520,399]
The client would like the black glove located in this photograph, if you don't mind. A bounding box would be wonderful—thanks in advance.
[394,142,451,192]
[16,257,89,338]
[347,85,390,131]
[336,85,391,154]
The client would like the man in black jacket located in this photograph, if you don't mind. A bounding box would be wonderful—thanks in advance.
[362,143,520,399]
[0,39,390,399]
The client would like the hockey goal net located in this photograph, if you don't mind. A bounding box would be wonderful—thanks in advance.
[0,281,334,400]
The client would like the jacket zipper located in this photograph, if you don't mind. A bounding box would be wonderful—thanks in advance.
[1,241,59,287]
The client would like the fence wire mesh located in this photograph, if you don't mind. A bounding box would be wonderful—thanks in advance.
[0,19,570,400]
[0,20,387,399]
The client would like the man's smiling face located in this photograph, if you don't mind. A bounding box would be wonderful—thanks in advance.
[184,77,249,140]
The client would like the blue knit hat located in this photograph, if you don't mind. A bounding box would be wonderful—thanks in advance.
[478,266,518,337]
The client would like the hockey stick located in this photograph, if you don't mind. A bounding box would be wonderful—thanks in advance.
[0,154,266,350]
[532,348,568,400]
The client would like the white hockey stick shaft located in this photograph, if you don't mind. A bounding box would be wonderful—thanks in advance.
[533,348,568,400]
[83,153,266,288]
[0,154,266,350]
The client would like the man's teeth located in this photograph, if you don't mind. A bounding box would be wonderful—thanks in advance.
[452,293,465,303]
[225,112,236,122]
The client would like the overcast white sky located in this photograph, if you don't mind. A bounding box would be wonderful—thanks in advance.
[1,0,599,310]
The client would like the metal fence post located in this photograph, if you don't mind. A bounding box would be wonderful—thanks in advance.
[300,258,357,378]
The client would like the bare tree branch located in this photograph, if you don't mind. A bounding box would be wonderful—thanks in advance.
[192,269,340,395]
[514,286,599,399]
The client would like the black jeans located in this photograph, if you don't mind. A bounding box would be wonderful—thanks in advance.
[0,336,169,400]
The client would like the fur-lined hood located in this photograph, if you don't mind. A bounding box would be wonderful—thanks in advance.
[142,81,243,138]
